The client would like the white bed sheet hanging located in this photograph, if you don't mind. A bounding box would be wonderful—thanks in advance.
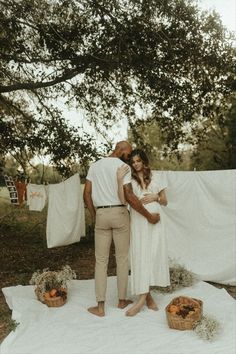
[46,173,85,248]
[159,169,236,285]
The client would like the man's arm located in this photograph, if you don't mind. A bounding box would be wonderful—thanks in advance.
[83,179,96,222]
[124,183,160,224]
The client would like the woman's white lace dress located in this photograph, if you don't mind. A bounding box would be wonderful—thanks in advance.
[130,171,170,295]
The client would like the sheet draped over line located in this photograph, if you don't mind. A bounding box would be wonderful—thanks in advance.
[26,174,85,248]
[46,173,85,248]
[26,170,235,284]
[26,183,48,211]
[159,169,236,285]
[1,277,236,354]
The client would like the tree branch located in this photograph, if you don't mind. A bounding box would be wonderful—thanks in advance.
[0,68,80,93]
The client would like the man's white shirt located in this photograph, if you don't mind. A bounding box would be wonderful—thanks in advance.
[86,157,131,207]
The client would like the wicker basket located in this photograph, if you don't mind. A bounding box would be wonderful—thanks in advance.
[44,295,67,307]
[35,287,45,303]
[165,296,203,330]
[35,287,67,307]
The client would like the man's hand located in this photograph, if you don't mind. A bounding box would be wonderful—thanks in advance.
[124,184,160,223]
[147,213,160,224]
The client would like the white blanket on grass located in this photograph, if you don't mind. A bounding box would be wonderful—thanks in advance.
[46,174,85,248]
[1,277,235,354]
[159,169,236,285]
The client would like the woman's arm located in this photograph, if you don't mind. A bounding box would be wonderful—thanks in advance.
[117,164,130,205]
[83,180,96,222]
[124,183,160,224]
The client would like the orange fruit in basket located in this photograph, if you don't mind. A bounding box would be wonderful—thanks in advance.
[49,288,57,297]
[169,305,179,314]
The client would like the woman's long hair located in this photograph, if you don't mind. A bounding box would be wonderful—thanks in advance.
[130,149,152,188]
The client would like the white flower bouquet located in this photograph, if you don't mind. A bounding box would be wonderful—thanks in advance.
[30,265,76,306]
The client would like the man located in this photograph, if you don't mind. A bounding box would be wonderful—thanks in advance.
[83,141,160,317]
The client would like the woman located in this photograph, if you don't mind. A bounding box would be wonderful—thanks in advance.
[117,149,170,316]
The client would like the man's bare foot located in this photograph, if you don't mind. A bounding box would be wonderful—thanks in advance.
[118,299,133,309]
[87,306,105,317]
[146,293,158,311]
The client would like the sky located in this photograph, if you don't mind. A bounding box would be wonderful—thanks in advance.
[198,0,236,33]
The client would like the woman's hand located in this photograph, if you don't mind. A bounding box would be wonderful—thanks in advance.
[117,164,129,205]
[140,193,158,205]
[117,164,130,181]
[141,190,168,206]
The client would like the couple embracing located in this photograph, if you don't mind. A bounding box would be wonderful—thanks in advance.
[83,141,170,317]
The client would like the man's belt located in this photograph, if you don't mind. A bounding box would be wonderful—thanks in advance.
[96,204,125,209]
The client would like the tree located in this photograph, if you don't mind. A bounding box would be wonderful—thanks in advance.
[27,163,63,184]
[0,155,19,185]
[190,94,236,170]
[128,120,193,170]
[0,0,235,173]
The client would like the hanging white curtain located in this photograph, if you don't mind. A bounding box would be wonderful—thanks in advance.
[46,173,85,248]
[158,169,236,285]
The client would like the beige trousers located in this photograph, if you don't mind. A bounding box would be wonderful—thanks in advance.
[94,206,130,302]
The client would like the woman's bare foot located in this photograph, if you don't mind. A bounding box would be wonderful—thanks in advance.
[125,294,147,316]
[118,299,133,309]
[125,303,144,316]
[146,293,158,311]
[88,302,105,317]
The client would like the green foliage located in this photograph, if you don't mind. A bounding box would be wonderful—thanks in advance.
[3,156,20,177]
[128,120,193,170]
[0,310,19,333]
[9,319,19,332]
[28,163,63,184]
[190,94,236,170]
[1,153,89,184]
[0,156,63,184]
[128,93,236,171]
[0,0,235,173]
